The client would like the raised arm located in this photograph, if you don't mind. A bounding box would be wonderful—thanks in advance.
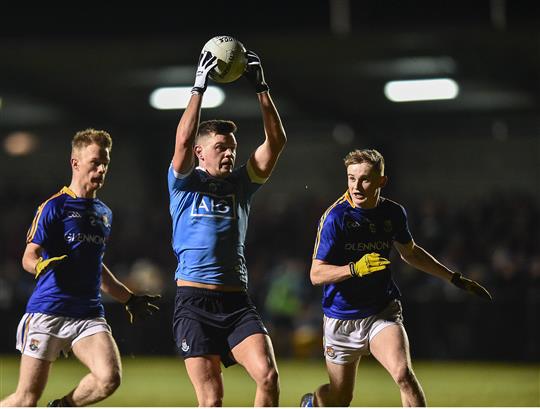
[172,51,217,174]
[244,51,287,178]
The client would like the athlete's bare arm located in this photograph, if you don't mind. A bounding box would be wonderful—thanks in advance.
[172,94,203,174]
[249,92,287,178]
[394,240,454,281]
[100,263,132,303]
[172,51,217,174]
[21,242,42,275]
[310,258,354,285]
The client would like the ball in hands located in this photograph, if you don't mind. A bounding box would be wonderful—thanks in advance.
[202,35,247,84]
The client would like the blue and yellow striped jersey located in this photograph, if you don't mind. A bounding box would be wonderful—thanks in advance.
[168,162,265,288]
[26,186,112,318]
[313,192,412,319]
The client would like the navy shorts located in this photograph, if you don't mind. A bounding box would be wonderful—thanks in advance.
[173,286,268,367]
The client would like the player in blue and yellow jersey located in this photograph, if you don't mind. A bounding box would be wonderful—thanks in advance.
[168,49,286,406]
[300,149,491,407]
[1,129,159,407]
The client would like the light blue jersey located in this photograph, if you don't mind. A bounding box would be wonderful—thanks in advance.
[26,186,112,318]
[168,163,265,288]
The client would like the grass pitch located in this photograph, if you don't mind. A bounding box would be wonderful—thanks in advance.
[1,355,538,406]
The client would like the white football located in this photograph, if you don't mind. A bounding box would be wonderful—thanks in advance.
[202,36,247,84]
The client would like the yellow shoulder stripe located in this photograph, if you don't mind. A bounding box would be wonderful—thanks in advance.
[312,193,348,259]
[26,188,69,243]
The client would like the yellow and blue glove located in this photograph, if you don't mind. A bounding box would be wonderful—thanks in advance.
[349,252,390,278]
[35,255,68,279]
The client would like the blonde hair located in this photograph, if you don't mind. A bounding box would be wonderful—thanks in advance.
[72,128,112,152]
[344,149,385,175]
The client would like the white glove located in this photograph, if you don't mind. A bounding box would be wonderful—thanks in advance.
[192,50,218,94]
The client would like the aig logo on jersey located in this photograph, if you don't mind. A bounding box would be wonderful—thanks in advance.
[191,193,237,220]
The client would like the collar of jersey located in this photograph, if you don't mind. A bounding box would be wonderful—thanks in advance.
[196,166,224,181]
[62,186,77,198]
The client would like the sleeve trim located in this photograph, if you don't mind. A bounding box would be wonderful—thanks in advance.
[246,159,268,184]
[170,162,194,179]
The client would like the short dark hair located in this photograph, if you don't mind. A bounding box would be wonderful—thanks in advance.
[344,149,385,175]
[196,120,237,143]
[72,128,112,151]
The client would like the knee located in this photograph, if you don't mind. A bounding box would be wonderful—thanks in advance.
[393,365,416,389]
[96,369,122,397]
[255,366,280,392]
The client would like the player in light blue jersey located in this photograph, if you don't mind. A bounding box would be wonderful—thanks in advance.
[168,49,286,406]
[1,129,159,407]
[300,149,492,407]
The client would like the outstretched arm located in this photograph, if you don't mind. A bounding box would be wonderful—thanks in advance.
[172,51,217,174]
[244,51,287,179]
[394,240,492,300]
[101,263,161,323]
[100,263,132,303]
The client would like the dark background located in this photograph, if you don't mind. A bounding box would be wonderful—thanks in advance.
[0,1,538,362]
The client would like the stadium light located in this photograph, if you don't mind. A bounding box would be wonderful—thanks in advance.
[384,78,459,102]
[149,86,225,110]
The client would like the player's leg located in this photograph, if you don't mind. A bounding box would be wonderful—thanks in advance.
[302,315,364,407]
[0,355,51,406]
[369,324,426,407]
[231,333,279,406]
[184,355,224,407]
[63,331,122,406]
[313,358,360,407]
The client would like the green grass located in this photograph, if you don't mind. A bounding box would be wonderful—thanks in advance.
[1,355,538,406]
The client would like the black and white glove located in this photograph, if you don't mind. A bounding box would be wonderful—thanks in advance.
[124,294,161,324]
[192,50,218,94]
[244,50,269,94]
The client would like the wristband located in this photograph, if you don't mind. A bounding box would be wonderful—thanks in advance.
[349,262,357,277]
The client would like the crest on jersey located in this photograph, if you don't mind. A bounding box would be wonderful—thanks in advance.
[181,339,190,352]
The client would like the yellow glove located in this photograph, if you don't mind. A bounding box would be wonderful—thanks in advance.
[349,252,390,278]
[35,255,68,279]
